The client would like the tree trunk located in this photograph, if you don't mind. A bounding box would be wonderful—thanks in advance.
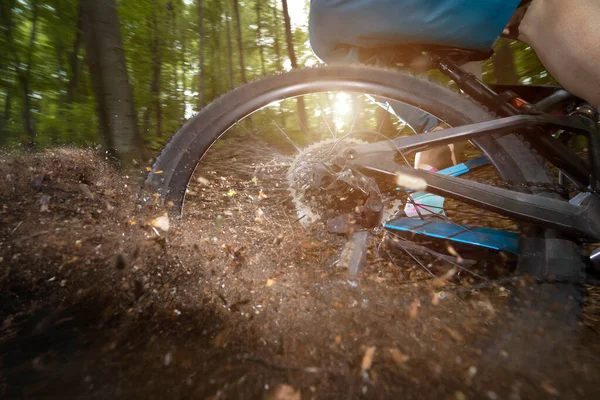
[226,9,234,90]
[65,0,83,141]
[232,0,247,84]
[81,0,143,166]
[19,1,39,146]
[143,1,162,138]
[281,0,308,135]
[0,0,17,144]
[281,0,297,68]
[67,0,83,105]
[255,0,266,76]
[151,1,162,137]
[197,0,205,109]
[272,2,283,72]
[212,2,223,97]
[493,40,518,85]
[0,90,11,146]
[271,2,286,128]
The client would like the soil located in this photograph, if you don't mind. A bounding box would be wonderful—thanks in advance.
[1,148,599,399]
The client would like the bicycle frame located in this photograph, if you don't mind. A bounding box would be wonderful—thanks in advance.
[344,55,600,242]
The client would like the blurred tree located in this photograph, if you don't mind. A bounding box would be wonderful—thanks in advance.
[197,0,205,109]
[226,7,234,90]
[19,0,39,144]
[493,39,518,85]
[232,0,247,84]
[0,0,568,160]
[81,0,143,165]
[281,0,308,134]
[255,0,266,76]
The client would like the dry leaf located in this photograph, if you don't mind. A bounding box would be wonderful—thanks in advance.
[433,267,458,288]
[255,208,265,223]
[196,176,210,186]
[211,328,230,347]
[409,299,421,319]
[443,326,465,343]
[540,380,559,396]
[150,213,170,232]
[361,346,376,373]
[335,335,342,344]
[446,245,464,264]
[389,348,409,364]
[153,170,163,174]
[266,278,275,287]
[265,384,301,400]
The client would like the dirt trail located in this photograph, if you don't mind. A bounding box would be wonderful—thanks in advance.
[1,149,599,399]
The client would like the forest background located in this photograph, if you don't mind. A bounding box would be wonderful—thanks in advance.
[0,0,557,164]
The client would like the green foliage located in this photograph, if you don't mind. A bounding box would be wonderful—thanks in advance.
[0,0,563,153]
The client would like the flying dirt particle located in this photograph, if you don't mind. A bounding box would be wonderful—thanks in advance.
[433,267,458,288]
[164,352,172,366]
[335,335,342,344]
[454,391,467,400]
[115,253,127,270]
[361,346,376,374]
[432,292,440,306]
[211,328,230,347]
[79,183,94,199]
[150,213,170,232]
[74,239,83,248]
[409,299,421,319]
[443,326,465,343]
[446,245,464,264]
[540,380,559,396]
[255,208,265,223]
[467,365,478,378]
[389,348,410,365]
[264,384,300,400]
[134,280,144,300]
[266,278,275,287]
[197,176,210,186]
[39,195,50,212]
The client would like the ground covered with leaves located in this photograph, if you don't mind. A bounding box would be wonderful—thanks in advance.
[1,149,599,399]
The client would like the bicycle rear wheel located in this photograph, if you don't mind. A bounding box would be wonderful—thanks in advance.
[144,65,585,324]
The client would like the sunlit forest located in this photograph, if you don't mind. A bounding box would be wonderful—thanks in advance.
[0,0,556,160]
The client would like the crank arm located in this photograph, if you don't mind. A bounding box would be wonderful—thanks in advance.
[349,155,600,240]
[346,114,595,157]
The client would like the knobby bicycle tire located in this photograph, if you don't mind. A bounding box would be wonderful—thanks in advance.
[143,65,585,325]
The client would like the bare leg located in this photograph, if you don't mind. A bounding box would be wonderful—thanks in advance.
[519,0,600,107]
[414,61,479,170]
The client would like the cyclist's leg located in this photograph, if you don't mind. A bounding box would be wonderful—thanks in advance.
[519,0,600,107]
[414,62,480,170]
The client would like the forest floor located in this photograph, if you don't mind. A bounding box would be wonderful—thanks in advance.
[1,148,600,399]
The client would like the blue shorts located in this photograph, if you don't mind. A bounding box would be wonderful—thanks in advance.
[310,0,521,63]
